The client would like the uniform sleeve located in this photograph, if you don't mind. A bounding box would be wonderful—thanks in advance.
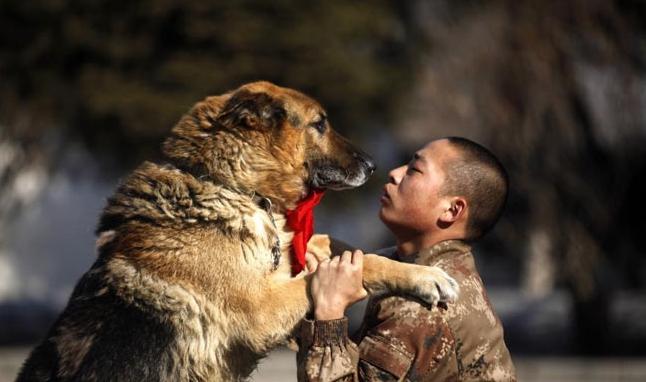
[296,318,401,382]
[297,318,359,382]
[297,303,459,381]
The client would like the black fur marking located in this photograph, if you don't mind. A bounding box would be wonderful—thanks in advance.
[218,90,286,130]
[288,113,301,127]
[309,159,348,188]
[17,261,176,381]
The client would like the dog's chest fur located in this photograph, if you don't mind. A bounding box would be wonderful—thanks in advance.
[91,162,297,379]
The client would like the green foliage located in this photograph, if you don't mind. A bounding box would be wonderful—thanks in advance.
[0,0,414,167]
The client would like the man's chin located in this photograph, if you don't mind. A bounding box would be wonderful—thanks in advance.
[379,209,415,237]
[378,208,393,227]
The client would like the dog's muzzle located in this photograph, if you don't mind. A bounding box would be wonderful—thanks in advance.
[310,152,376,190]
[353,152,376,175]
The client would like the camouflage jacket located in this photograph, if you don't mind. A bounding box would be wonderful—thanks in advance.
[296,240,516,381]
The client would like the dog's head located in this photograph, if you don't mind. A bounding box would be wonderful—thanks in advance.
[162,81,375,210]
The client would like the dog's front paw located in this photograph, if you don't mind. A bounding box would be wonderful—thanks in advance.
[307,234,332,263]
[414,266,459,306]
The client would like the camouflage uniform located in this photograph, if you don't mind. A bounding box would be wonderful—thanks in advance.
[297,240,516,381]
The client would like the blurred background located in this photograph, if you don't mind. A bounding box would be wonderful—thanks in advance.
[1,0,646,380]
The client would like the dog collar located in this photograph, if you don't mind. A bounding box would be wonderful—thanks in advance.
[255,196,282,271]
[285,189,325,275]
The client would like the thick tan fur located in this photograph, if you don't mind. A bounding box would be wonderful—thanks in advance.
[18,82,457,382]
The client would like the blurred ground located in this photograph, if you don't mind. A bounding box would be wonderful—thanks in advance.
[2,347,646,382]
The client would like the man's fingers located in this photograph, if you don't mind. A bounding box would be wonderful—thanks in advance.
[341,250,352,264]
[330,256,341,266]
[352,249,364,268]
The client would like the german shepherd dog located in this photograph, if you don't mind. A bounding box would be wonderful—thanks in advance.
[17,82,458,381]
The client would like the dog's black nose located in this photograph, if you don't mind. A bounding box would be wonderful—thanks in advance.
[353,152,376,175]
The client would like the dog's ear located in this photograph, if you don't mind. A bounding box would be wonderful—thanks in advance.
[217,90,286,130]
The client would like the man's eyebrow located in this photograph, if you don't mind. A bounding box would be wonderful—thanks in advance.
[413,152,427,163]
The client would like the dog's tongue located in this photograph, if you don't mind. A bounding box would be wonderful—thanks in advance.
[285,189,325,276]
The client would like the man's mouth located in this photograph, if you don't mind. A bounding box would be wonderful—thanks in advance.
[380,187,391,204]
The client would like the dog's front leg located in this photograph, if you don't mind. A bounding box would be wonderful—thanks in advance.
[238,250,457,354]
[362,254,459,305]
[307,234,459,306]
[306,233,349,263]
[240,275,313,353]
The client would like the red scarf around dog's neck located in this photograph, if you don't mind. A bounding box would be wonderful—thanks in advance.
[285,189,325,275]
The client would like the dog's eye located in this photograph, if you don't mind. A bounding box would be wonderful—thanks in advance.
[310,116,327,134]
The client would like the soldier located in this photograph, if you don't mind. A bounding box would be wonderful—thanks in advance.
[297,137,517,381]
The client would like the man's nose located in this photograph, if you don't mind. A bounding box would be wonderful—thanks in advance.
[388,166,405,185]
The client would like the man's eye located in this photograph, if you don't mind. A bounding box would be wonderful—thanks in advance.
[407,166,422,175]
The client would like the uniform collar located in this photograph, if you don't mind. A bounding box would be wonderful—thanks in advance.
[397,239,471,265]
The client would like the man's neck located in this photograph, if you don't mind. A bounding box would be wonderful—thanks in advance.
[396,231,462,260]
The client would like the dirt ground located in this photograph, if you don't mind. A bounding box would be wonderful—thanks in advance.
[2,346,646,382]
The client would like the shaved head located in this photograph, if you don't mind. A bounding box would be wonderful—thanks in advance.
[440,137,508,240]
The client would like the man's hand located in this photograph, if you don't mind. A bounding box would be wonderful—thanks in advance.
[311,250,368,320]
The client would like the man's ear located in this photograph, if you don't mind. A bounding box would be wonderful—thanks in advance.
[217,90,286,130]
[438,197,467,224]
